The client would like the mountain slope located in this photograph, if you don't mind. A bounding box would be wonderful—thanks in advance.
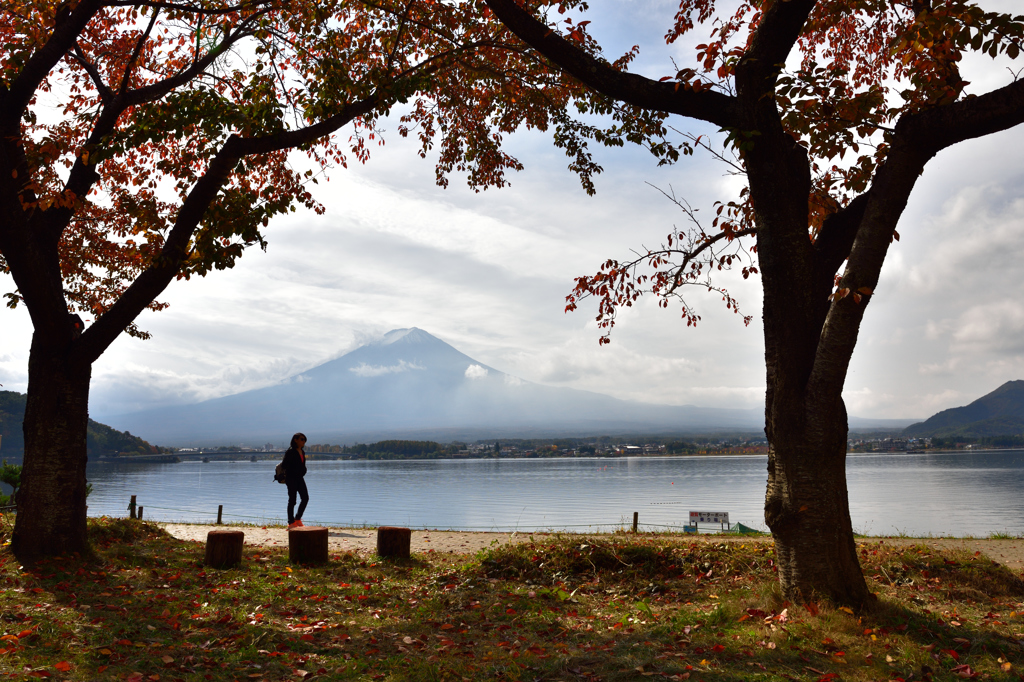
[104,328,767,444]
[903,380,1024,438]
[0,390,156,459]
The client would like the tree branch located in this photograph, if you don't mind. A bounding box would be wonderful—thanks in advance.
[108,0,273,13]
[55,22,258,229]
[813,192,870,279]
[116,7,161,98]
[909,77,1024,154]
[73,93,381,364]
[483,0,738,128]
[2,0,106,128]
[70,43,114,104]
[737,0,819,99]
[807,141,928,400]
[810,75,1024,396]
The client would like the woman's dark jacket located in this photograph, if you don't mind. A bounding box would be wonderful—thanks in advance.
[282,447,307,481]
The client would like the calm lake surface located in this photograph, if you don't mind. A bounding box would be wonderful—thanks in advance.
[83,451,1024,537]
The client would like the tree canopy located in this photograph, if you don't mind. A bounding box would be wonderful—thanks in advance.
[0,0,609,351]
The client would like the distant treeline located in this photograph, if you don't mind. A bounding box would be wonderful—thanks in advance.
[302,435,769,460]
[931,434,1024,448]
[0,390,159,459]
[307,440,449,459]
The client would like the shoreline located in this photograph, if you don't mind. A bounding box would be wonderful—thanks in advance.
[155,522,1024,571]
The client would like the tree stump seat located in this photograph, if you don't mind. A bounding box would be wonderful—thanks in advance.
[289,526,328,564]
[205,529,244,568]
[377,526,411,559]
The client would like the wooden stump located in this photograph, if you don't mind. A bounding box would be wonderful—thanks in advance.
[289,526,328,564]
[205,530,244,569]
[377,526,411,559]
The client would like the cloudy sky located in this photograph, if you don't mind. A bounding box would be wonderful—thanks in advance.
[2,0,1024,424]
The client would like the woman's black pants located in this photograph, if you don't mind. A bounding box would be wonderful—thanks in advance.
[287,477,309,523]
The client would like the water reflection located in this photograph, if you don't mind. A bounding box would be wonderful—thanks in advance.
[83,451,1024,536]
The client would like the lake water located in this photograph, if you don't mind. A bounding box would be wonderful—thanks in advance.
[81,451,1024,537]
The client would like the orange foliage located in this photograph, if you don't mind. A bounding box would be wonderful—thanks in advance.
[0,0,613,345]
[551,0,1024,342]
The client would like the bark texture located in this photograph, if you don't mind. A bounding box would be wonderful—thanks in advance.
[377,526,412,559]
[11,339,92,560]
[764,398,870,605]
[205,530,245,569]
[289,526,329,564]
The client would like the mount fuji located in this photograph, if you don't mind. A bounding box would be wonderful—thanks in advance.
[103,328,767,445]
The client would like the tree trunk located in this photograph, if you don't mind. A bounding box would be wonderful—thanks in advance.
[764,392,872,606]
[11,336,92,561]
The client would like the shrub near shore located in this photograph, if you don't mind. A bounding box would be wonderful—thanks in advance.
[0,517,1021,680]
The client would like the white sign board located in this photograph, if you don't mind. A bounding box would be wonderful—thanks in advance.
[690,511,729,525]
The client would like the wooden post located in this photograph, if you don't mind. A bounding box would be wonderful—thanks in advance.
[128,495,137,519]
[205,530,244,569]
[137,506,143,520]
[288,526,328,564]
[377,526,411,559]
[632,512,638,533]
[217,505,223,524]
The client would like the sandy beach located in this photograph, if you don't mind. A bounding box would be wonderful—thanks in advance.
[157,523,1024,571]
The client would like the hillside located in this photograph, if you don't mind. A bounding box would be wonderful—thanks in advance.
[103,328,770,445]
[903,380,1024,438]
[101,328,916,446]
[0,390,157,460]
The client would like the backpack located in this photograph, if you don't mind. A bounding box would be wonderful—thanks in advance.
[274,462,287,484]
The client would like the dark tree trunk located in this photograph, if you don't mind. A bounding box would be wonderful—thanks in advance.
[764,394,871,606]
[11,335,92,561]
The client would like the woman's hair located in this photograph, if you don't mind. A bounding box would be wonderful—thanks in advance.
[290,432,307,449]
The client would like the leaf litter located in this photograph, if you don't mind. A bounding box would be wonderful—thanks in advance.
[0,517,1021,680]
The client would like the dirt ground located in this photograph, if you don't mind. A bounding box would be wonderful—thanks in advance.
[158,523,1024,572]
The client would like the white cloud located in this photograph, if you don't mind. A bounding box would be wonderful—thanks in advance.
[349,360,425,377]
[950,300,1024,354]
[3,4,1024,427]
[918,358,960,376]
[464,364,489,380]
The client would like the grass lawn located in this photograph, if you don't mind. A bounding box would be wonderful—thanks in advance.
[0,517,1021,681]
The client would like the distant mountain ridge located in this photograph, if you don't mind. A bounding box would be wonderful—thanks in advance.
[903,380,1024,438]
[102,328,916,445]
[104,328,770,444]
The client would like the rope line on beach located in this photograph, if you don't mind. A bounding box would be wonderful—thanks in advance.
[129,505,636,531]
[123,508,757,533]
[108,503,765,533]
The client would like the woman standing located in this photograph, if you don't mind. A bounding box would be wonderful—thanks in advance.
[282,432,309,528]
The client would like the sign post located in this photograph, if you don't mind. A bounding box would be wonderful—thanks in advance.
[689,511,730,532]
